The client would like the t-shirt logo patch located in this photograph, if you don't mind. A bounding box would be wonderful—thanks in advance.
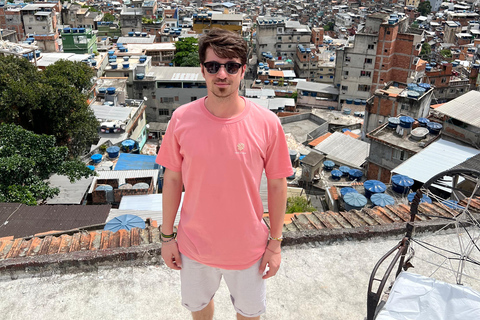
[237,143,245,151]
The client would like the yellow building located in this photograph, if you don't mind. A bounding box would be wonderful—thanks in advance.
[192,13,243,34]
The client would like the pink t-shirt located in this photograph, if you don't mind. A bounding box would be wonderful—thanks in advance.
[156,97,293,270]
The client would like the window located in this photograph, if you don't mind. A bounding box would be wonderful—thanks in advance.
[392,149,408,161]
[360,70,372,77]
[358,84,371,92]
[320,68,323,71]
[74,36,87,44]
[158,108,169,115]
[330,76,333,78]
[368,44,374,50]
[386,31,391,35]
[277,44,281,48]
[162,97,174,103]
[384,49,388,53]
[400,104,408,110]
[441,78,447,83]
[430,79,436,85]
[365,58,372,64]
[278,37,282,40]
[343,71,349,76]
[288,44,292,48]
[345,57,351,62]
[341,85,348,91]
[303,64,306,67]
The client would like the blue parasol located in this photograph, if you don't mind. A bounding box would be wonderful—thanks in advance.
[104,214,146,232]
[371,193,395,208]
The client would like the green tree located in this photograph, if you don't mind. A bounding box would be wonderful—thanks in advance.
[441,49,452,58]
[172,37,199,66]
[0,124,95,205]
[323,21,335,32]
[180,51,201,67]
[0,56,99,157]
[418,1,432,16]
[103,13,116,22]
[420,43,431,59]
[286,196,316,213]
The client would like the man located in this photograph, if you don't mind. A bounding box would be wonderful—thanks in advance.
[156,28,293,320]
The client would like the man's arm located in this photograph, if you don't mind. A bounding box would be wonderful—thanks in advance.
[161,168,184,270]
[259,177,287,279]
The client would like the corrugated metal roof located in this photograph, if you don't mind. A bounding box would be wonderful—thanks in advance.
[88,169,160,193]
[151,66,204,82]
[296,81,339,95]
[92,105,135,121]
[114,153,159,171]
[435,91,480,126]
[314,132,370,168]
[392,138,480,183]
[116,36,155,44]
[45,174,94,205]
[0,204,111,238]
[109,193,184,225]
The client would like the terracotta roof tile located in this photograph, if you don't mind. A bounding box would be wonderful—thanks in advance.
[308,132,332,147]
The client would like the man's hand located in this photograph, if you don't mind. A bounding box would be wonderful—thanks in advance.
[161,241,182,270]
[259,245,281,279]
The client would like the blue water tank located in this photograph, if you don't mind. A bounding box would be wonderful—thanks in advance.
[399,116,415,128]
[364,180,387,199]
[340,187,357,197]
[98,87,107,94]
[346,99,353,104]
[344,192,367,210]
[106,146,120,159]
[331,170,342,180]
[407,192,432,204]
[128,32,134,37]
[122,139,135,152]
[107,87,116,95]
[348,169,363,181]
[123,56,130,61]
[371,193,395,208]
[123,62,129,69]
[388,117,400,129]
[323,160,335,171]
[136,73,145,80]
[91,154,102,164]
[417,118,430,127]
[339,166,350,176]
[427,122,442,135]
[95,185,114,203]
[108,50,115,56]
[391,174,414,194]
[87,165,95,171]
[343,108,351,115]
[354,99,361,105]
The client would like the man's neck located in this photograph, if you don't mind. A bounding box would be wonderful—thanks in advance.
[204,95,245,119]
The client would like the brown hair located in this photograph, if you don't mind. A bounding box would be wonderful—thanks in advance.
[198,28,248,65]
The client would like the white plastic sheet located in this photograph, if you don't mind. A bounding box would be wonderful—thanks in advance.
[376,272,480,320]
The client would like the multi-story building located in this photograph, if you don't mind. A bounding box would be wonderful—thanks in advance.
[363,81,434,136]
[0,4,24,41]
[192,13,243,34]
[61,27,97,54]
[293,44,336,83]
[132,66,207,122]
[444,21,462,44]
[97,21,122,40]
[21,3,57,36]
[311,27,324,48]
[424,62,472,103]
[256,17,311,60]
[119,6,143,35]
[334,13,423,104]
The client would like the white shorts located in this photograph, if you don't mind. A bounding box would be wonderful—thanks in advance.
[180,253,266,317]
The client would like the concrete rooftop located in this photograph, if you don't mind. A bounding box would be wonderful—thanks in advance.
[1,230,478,320]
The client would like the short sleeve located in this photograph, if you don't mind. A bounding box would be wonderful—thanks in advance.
[264,119,294,179]
[155,115,183,172]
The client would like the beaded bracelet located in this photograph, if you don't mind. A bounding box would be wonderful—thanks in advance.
[268,235,283,242]
[160,237,176,243]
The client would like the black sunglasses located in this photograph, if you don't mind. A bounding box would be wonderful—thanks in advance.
[203,61,243,75]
